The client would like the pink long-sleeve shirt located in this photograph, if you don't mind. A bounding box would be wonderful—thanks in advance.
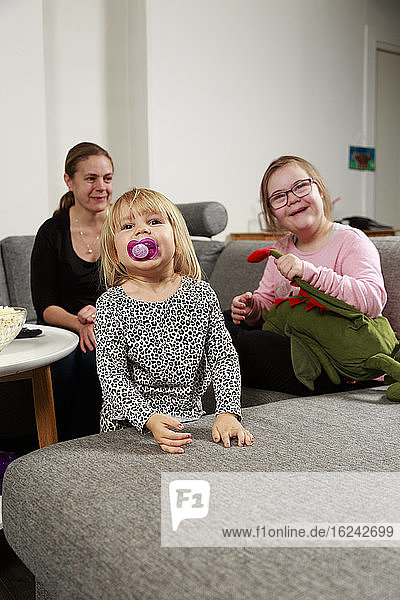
[253,223,387,318]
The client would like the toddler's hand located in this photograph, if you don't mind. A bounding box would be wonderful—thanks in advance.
[275,253,304,281]
[146,414,192,454]
[212,413,254,448]
[231,292,254,325]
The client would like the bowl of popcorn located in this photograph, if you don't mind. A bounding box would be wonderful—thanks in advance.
[0,306,27,353]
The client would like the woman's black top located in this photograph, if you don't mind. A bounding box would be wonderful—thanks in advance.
[31,210,104,323]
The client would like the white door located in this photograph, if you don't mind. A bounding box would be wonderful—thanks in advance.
[375,47,400,228]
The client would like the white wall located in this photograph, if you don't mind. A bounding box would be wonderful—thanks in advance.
[1,0,400,239]
[0,0,48,239]
[43,0,111,212]
[145,0,400,236]
[43,0,145,214]
[1,0,145,239]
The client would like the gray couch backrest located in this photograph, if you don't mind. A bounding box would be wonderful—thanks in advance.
[374,237,400,333]
[210,240,276,312]
[0,243,10,307]
[0,236,36,322]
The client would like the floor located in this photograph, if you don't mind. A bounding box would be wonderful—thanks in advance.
[0,435,38,600]
[0,528,35,600]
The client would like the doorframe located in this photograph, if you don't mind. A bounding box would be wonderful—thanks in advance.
[365,25,400,219]
[374,43,400,223]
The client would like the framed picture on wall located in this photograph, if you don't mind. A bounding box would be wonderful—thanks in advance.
[349,146,375,170]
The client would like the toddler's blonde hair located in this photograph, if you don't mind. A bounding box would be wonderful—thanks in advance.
[101,188,202,288]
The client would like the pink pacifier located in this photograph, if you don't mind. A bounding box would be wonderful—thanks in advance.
[127,238,159,261]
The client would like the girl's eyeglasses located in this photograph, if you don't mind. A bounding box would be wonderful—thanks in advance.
[267,178,315,210]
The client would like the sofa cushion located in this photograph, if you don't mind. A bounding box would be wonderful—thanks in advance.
[4,387,400,600]
[1,236,36,322]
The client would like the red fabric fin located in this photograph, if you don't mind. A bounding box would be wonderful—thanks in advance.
[273,296,305,308]
[246,247,279,263]
[273,293,330,313]
[304,299,330,312]
[289,297,304,307]
[298,289,310,298]
[273,297,287,307]
[298,289,330,312]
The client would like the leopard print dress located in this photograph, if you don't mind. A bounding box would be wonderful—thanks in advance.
[95,276,241,433]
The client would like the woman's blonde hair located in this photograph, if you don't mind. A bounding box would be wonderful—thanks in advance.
[101,188,202,288]
[260,155,332,231]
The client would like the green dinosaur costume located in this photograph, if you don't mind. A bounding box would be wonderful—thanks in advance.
[247,247,400,401]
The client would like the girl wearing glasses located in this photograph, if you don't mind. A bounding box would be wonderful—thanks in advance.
[227,155,387,395]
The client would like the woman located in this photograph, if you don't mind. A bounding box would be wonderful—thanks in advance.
[31,141,114,440]
[227,155,387,395]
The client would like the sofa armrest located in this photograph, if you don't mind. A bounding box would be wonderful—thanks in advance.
[176,202,228,238]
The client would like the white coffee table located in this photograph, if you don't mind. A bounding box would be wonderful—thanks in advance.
[0,324,79,447]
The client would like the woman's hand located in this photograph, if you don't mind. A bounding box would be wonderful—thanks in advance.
[77,304,97,324]
[212,413,254,447]
[77,306,97,351]
[146,414,193,454]
[275,253,304,281]
[78,322,96,353]
[43,305,96,352]
[231,292,255,325]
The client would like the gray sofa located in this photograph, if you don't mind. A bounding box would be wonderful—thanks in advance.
[2,203,400,599]
[0,236,38,450]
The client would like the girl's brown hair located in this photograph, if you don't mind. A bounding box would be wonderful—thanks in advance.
[54,142,114,215]
[100,188,202,288]
[260,155,332,231]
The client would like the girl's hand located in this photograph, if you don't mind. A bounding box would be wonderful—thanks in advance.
[231,292,254,325]
[146,414,193,454]
[77,304,97,324]
[78,322,96,353]
[212,413,254,448]
[275,253,304,281]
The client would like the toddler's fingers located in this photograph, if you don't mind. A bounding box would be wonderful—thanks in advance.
[237,429,245,447]
[159,443,186,454]
[160,431,192,442]
[221,431,231,448]
[212,429,221,444]
[163,415,184,430]
[159,436,192,448]
[244,429,254,446]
